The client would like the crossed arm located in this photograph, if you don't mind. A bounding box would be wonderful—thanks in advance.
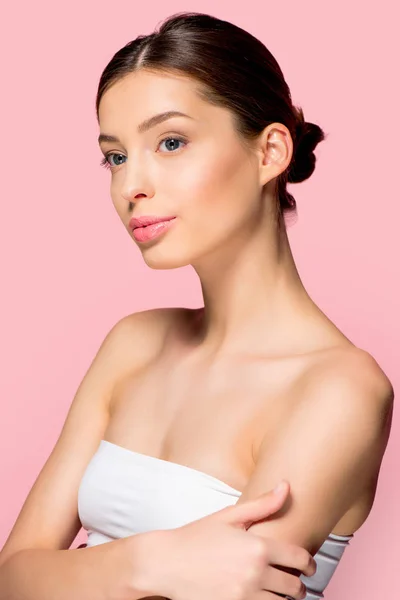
[235,351,393,557]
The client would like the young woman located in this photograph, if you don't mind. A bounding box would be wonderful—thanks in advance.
[0,11,394,600]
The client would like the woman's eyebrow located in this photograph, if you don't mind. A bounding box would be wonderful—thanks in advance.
[98,110,194,145]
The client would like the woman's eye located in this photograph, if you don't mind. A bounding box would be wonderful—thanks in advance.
[100,136,187,170]
[100,154,125,170]
[158,136,187,153]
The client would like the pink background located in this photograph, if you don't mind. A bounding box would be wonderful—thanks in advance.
[0,2,398,598]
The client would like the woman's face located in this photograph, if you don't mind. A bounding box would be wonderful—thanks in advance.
[98,69,269,270]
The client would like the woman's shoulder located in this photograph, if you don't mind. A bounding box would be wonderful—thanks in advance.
[310,343,392,390]
[122,305,194,343]
[298,343,394,425]
[108,306,192,374]
[120,305,188,334]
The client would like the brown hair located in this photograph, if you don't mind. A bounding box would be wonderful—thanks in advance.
[96,11,326,224]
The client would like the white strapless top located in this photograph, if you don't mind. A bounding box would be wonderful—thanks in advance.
[78,440,353,600]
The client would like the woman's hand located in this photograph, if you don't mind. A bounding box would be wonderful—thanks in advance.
[135,480,316,600]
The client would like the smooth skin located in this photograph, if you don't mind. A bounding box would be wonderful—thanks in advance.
[0,69,393,599]
[0,311,315,600]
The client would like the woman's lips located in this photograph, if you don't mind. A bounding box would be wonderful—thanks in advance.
[129,215,176,230]
[132,217,177,243]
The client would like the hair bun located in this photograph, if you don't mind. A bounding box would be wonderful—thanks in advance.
[288,108,326,184]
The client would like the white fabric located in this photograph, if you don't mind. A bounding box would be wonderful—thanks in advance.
[78,440,353,599]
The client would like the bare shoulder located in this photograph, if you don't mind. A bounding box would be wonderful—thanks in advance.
[118,305,190,358]
[123,305,189,331]
[300,345,394,435]
[78,306,183,402]
[318,345,392,399]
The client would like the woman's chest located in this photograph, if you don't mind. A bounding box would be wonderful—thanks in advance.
[104,348,310,492]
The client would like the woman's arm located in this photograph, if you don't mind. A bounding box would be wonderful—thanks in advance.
[0,309,176,600]
[0,484,314,600]
[237,350,393,556]
[0,532,162,600]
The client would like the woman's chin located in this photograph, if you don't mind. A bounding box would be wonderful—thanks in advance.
[141,251,191,270]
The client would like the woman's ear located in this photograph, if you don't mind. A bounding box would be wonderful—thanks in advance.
[256,123,293,187]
